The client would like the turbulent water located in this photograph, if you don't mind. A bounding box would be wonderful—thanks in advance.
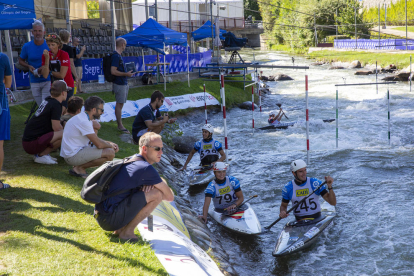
[178,51,414,276]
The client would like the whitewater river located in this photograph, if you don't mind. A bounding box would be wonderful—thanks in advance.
[178,51,414,276]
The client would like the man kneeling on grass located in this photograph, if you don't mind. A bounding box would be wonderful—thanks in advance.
[94,132,174,242]
[60,96,119,178]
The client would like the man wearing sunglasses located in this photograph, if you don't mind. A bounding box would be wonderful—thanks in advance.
[94,132,174,242]
[60,96,119,178]
[132,90,177,144]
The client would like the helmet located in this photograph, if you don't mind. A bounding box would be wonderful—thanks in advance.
[290,159,307,172]
[269,111,275,116]
[213,162,228,171]
[202,124,214,134]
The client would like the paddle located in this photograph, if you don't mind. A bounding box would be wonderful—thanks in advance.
[276,103,289,120]
[224,195,258,216]
[264,181,327,230]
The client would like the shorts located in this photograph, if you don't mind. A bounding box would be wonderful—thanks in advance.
[64,146,103,166]
[95,190,147,231]
[75,66,83,81]
[0,108,10,141]
[61,88,74,108]
[113,83,129,103]
[22,132,54,155]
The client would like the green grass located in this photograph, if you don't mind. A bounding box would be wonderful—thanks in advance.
[307,50,414,69]
[393,26,414,32]
[0,77,252,275]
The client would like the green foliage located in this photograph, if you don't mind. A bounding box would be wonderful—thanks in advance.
[87,1,100,19]
[259,0,368,53]
[363,0,414,26]
[161,122,183,147]
[244,0,262,20]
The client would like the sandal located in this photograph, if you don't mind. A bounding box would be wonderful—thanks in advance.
[69,169,89,179]
[118,128,130,134]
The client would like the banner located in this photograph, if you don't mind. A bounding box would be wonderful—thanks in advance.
[138,201,223,276]
[0,1,36,30]
[99,92,220,123]
[15,51,212,87]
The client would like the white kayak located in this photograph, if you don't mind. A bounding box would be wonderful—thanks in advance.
[208,203,262,235]
[272,201,336,256]
[188,165,231,186]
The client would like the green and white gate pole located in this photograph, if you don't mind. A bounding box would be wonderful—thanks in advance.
[388,88,390,145]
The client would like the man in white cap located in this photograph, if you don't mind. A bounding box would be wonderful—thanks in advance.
[279,159,336,220]
[179,124,226,170]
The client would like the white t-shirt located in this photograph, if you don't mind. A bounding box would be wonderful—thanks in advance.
[60,112,95,158]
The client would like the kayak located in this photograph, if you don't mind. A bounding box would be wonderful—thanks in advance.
[259,119,335,130]
[208,203,262,235]
[272,201,336,257]
[188,165,231,186]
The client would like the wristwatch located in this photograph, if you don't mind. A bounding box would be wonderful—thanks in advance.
[328,187,333,190]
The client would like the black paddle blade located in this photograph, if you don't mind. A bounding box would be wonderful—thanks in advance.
[276,103,282,108]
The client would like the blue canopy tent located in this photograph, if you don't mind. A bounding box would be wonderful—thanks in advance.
[0,0,37,91]
[120,18,190,88]
[191,20,227,42]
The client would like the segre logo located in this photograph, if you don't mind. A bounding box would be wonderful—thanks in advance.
[165,98,173,106]
[296,188,309,197]
[219,186,230,195]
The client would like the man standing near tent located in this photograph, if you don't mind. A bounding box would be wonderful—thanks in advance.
[19,20,51,105]
[111,38,134,134]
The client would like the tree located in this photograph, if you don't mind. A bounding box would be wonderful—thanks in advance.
[87,1,100,19]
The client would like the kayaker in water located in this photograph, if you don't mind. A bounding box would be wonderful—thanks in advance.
[268,107,284,125]
[179,124,226,171]
[279,159,336,220]
[199,162,244,223]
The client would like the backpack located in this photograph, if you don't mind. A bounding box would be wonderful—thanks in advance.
[80,156,139,204]
[102,53,122,82]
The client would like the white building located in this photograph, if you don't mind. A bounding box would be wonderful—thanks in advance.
[132,0,244,33]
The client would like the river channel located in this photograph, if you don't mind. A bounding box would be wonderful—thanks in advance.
[178,51,414,276]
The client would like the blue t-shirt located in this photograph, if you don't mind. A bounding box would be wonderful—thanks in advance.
[97,155,162,214]
[0,53,12,107]
[194,138,223,153]
[132,103,161,136]
[20,40,51,83]
[74,47,82,67]
[282,177,326,202]
[205,175,241,197]
[111,51,127,85]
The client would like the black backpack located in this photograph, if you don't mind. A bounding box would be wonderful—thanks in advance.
[80,156,138,204]
[102,53,123,82]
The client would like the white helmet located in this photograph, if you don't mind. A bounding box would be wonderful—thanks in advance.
[269,111,275,116]
[213,162,228,171]
[202,124,214,134]
[290,159,307,172]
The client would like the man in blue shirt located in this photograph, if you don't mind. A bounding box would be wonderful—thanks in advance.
[94,132,174,242]
[279,159,336,221]
[19,20,51,106]
[72,37,86,93]
[111,38,134,134]
[131,90,177,144]
[179,123,226,170]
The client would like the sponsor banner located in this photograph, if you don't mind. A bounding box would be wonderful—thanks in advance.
[138,201,223,276]
[99,92,219,123]
[335,39,414,50]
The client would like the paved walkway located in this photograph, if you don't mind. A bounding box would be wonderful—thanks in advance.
[371,25,414,39]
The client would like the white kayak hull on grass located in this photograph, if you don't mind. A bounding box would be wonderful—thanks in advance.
[272,201,336,257]
[208,203,262,235]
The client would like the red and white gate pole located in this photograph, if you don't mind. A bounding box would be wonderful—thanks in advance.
[305,75,310,164]
[220,72,228,163]
[203,83,207,124]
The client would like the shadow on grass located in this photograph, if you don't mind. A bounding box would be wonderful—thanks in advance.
[0,188,167,274]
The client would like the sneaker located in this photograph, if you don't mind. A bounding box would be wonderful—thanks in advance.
[34,154,58,165]
[47,155,57,162]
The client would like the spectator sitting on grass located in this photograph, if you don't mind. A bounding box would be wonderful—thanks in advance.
[94,132,174,242]
[60,96,119,178]
[22,80,67,165]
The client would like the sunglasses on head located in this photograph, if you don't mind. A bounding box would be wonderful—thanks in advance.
[47,34,58,39]
[146,145,163,151]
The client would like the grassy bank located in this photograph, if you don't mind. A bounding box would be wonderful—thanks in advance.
[393,26,414,32]
[307,50,414,69]
[0,77,252,275]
